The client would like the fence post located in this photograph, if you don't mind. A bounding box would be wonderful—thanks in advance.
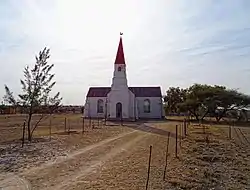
[82,117,85,134]
[68,119,71,134]
[146,145,152,190]
[64,117,67,132]
[175,125,178,158]
[184,119,187,137]
[179,125,182,148]
[163,132,170,181]
[229,125,232,139]
[49,117,52,141]
[89,117,91,128]
[203,123,206,141]
[21,121,26,147]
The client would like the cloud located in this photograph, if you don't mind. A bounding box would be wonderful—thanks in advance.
[0,0,250,104]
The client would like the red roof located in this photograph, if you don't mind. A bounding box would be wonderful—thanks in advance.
[86,87,110,97]
[86,87,162,97]
[114,37,125,65]
[129,87,162,97]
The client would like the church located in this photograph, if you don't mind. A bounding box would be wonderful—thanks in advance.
[84,34,164,120]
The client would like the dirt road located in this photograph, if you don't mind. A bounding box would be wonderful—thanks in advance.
[1,122,177,190]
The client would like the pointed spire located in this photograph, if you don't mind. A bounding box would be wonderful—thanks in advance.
[114,33,125,65]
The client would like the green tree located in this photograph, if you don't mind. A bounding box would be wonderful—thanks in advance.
[164,87,186,114]
[166,84,250,121]
[180,84,225,120]
[4,47,62,141]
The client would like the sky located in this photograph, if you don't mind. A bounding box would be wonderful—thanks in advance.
[0,0,250,105]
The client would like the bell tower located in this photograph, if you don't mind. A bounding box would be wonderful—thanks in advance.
[107,33,134,120]
[111,33,128,89]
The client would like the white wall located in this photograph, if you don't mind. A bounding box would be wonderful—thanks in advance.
[84,95,163,119]
[136,97,163,119]
[84,97,106,118]
[107,88,134,119]
[111,64,128,89]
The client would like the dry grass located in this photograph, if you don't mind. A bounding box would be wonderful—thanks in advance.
[0,114,106,144]
[163,123,250,190]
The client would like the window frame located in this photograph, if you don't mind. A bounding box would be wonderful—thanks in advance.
[143,99,151,113]
[97,99,104,113]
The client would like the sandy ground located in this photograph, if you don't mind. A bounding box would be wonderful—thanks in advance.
[1,115,250,190]
[0,118,179,190]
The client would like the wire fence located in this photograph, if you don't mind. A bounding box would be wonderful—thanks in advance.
[0,114,108,144]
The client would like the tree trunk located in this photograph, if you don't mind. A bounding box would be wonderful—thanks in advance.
[216,109,227,122]
[27,113,32,142]
[201,110,209,120]
[194,114,199,121]
[188,109,199,121]
[22,121,26,147]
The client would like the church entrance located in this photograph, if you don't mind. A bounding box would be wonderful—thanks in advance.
[116,102,122,118]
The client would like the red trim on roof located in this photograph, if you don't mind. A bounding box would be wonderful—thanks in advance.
[86,87,162,97]
[86,87,110,97]
[114,37,125,65]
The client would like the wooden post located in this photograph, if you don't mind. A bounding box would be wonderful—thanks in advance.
[163,132,170,180]
[203,124,206,141]
[146,145,152,190]
[183,123,185,137]
[175,125,178,158]
[82,117,85,134]
[64,117,67,132]
[68,119,70,134]
[49,117,52,141]
[184,119,187,137]
[229,125,232,139]
[21,121,26,147]
[179,125,181,148]
[89,117,91,128]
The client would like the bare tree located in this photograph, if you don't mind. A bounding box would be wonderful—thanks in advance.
[4,47,62,142]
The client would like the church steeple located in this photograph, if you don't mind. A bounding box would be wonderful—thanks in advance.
[114,33,125,65]
[111,33,128,89]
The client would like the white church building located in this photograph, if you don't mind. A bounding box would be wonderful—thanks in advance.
[84,34,164,120]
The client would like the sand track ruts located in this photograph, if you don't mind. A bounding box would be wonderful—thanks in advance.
[48,133,148,190]
[21,130,136,176]
[21,128,147,189]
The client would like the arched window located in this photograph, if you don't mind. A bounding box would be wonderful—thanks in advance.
[118,66,121,71]
[97,99,104,113]
[144,99,150,113]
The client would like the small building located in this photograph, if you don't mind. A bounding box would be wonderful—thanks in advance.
[84,34,164,120]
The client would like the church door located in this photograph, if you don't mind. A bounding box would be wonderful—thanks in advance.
[116,102,122,118]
